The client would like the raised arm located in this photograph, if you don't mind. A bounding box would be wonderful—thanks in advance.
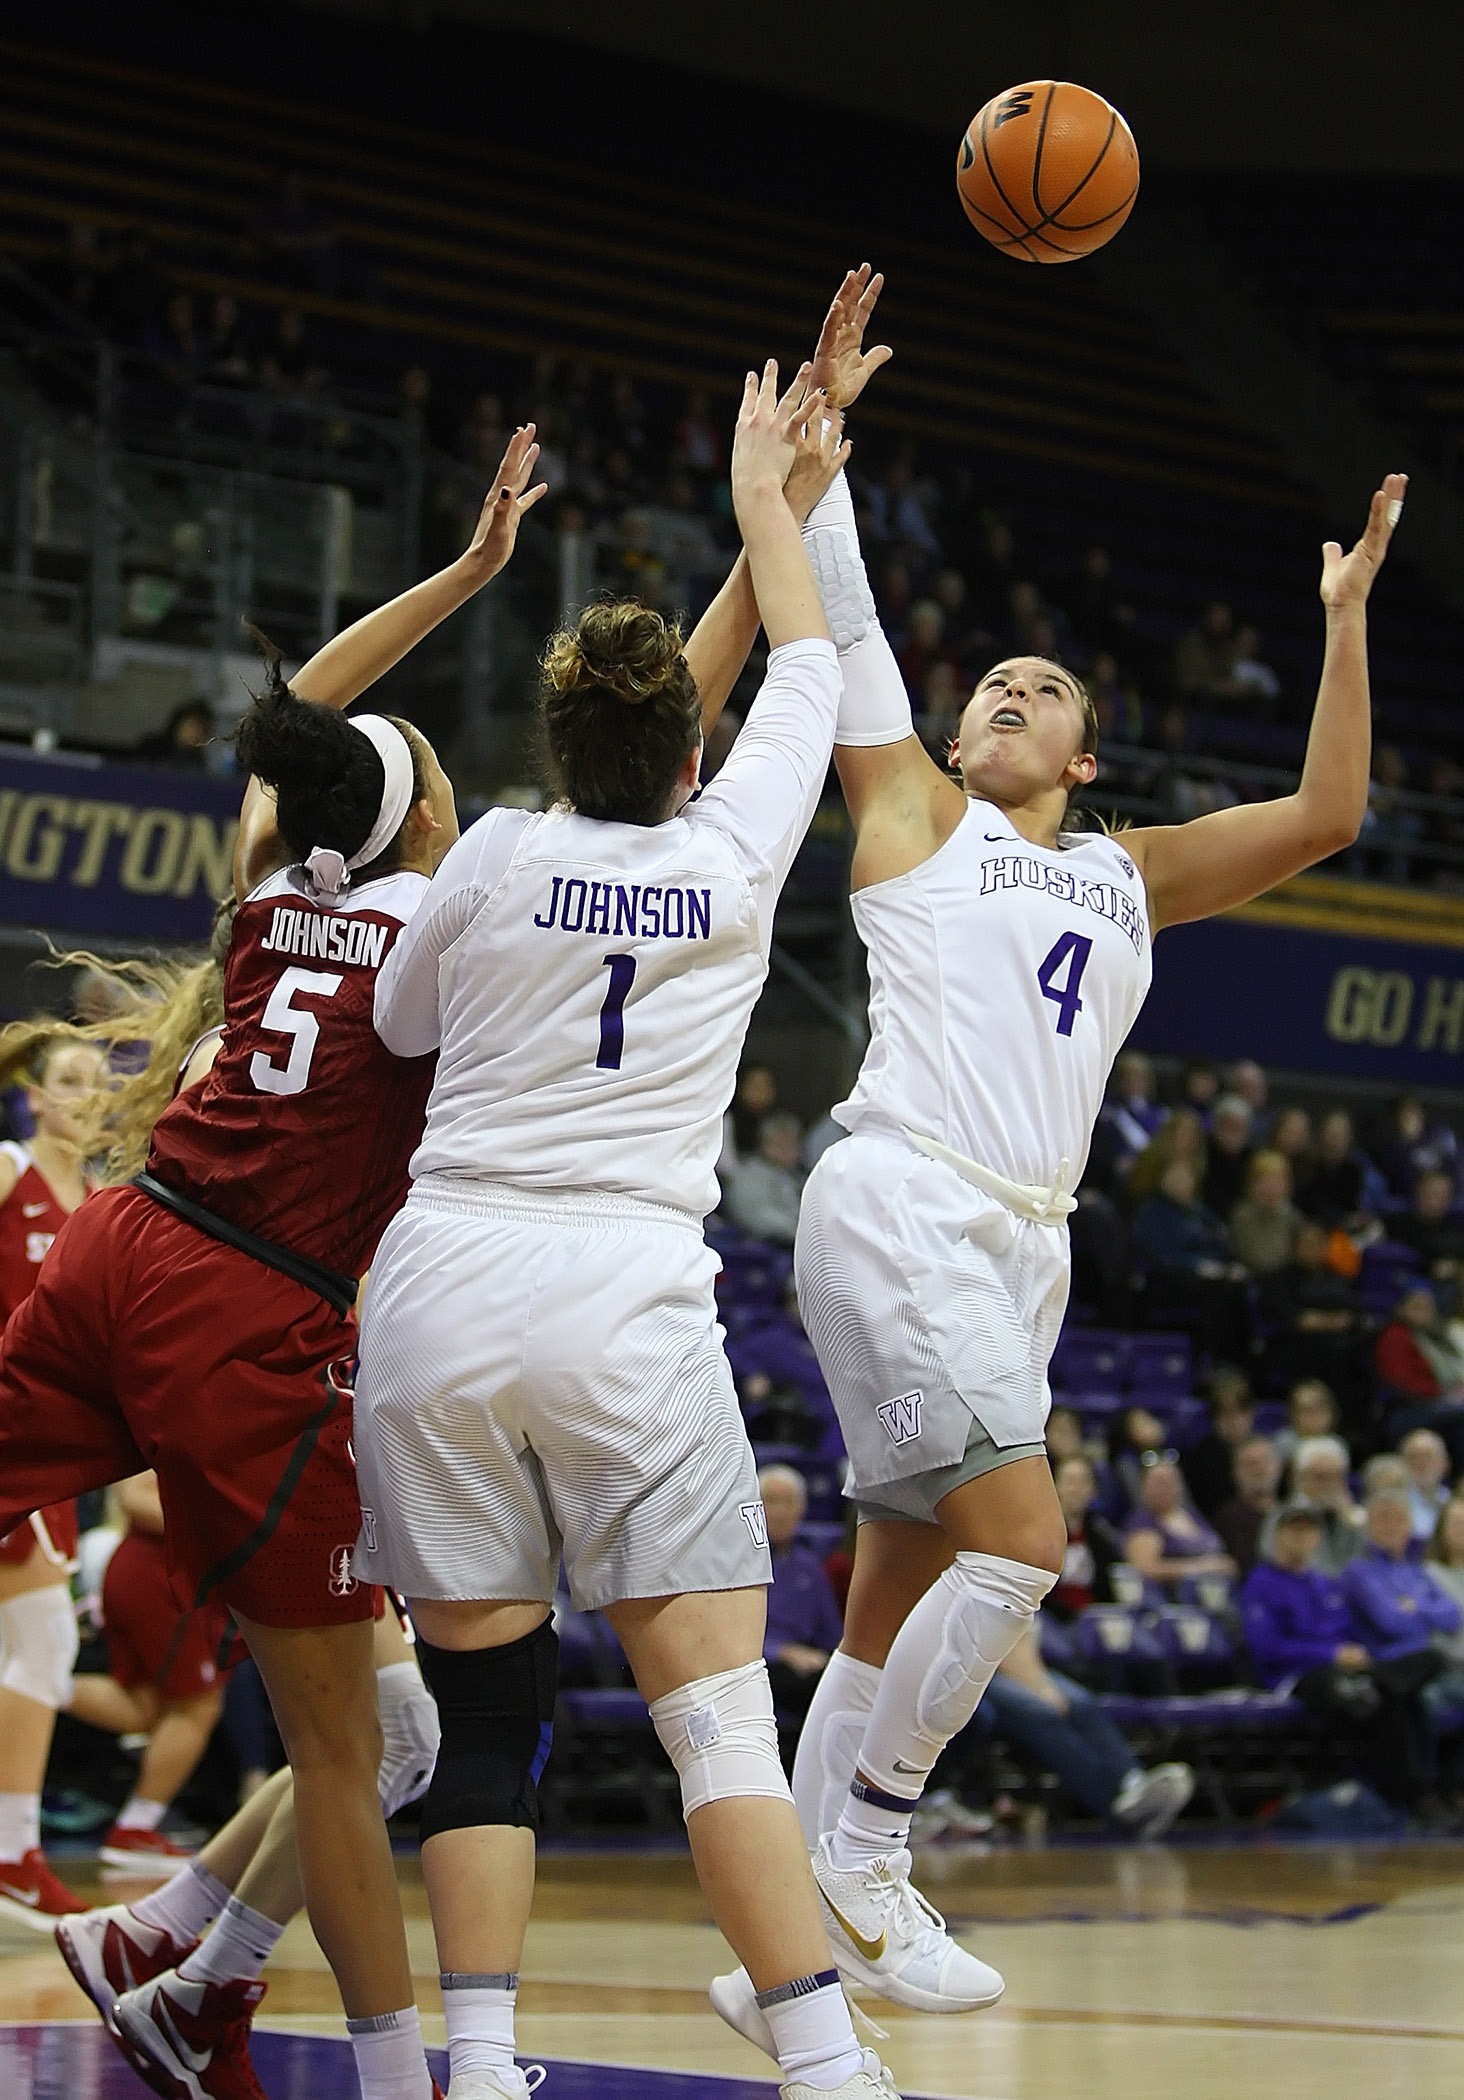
[233,427,547,898]
[683,266,891,737]
[1127,474,1406,932]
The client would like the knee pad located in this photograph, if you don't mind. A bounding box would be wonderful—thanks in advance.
[649,1658,792,1821]
[0,1583,79,1710]
[375,1660,442,1820]
[415,1620,557,1842]
[915,1552,1055,1741]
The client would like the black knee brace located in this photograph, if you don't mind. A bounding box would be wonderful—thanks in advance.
[415,1618,558,1842]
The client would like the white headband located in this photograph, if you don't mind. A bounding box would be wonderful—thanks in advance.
[303,714,417,902]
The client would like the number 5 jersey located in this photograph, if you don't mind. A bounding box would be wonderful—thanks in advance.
[373,637,842,1220]
[145,867,436,1278]
[835,803,1152,1188]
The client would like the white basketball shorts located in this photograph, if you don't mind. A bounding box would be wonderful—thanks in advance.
[795,1130,1069,1522]
[351,1178,771,1610]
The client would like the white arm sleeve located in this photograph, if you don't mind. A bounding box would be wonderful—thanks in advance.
[693,636,841,940]
[373,810,526,1056]
[801,468,915,751]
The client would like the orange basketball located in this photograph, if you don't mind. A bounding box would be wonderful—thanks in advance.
[956,80,1139,263]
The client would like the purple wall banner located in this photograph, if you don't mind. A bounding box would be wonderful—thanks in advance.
[1133,878,1464,1088]
[0,750,240,945]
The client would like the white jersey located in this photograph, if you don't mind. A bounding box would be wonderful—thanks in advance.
[375,638,841,1217]
[836,802,1152,1186]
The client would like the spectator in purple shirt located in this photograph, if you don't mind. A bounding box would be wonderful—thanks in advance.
[1243,1498,1432,1805]
[759,1464,843,1726]
[1124,1455,1237,1594]
[1342,1488,1462,1664]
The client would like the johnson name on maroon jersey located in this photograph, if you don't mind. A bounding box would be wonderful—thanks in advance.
[147,868,436,1279]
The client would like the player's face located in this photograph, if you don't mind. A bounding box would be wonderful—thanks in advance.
[954,657,1095,808]
[29,1043,105,1145]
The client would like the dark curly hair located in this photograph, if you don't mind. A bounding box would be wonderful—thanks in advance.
[539,600,702,825]
[234,628,425,877]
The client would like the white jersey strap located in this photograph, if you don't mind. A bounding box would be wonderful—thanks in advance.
[902,1127,1077,1226]
[0,1141,32,1177]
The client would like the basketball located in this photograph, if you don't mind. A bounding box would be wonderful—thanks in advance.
[956,79,1139,262]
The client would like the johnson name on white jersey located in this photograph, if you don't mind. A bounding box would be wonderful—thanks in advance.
[837,802,1152,1186]
[375,638,841,1217]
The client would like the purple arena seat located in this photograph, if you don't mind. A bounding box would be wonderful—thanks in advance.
[1075,1605,1168,1672]
[1359,1240,1420,1314]
[716,1240,794,1308]
[1128,1333,1193,1397]
[1051,1330,1130,1396]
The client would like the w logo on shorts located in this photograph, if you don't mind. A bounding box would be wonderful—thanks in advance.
[328,1545,358,1597]
[877,1391,924,1445]
[739,1501,769,1549]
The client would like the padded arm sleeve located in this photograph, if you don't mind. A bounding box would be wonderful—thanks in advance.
[801,469,915,750]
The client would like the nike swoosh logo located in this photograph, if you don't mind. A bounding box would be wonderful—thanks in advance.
[0,1883,41,1906]
[154,1993,212,2074]
[22,1203,46,1217]
[984,834,1007,842]
[891,1759,925,1775]
[822,1892,887,1963]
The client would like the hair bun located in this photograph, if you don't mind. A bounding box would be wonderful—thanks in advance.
[548,600,685,707]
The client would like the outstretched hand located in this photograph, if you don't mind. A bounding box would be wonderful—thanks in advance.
[809,264,892,411]
[786,400,851,526]
[1320,471,1406,612]
[464,424,550,581]
[730,359,823,507]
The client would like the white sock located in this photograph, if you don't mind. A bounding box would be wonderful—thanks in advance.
[442,1969,516,2079]
[0,1790,40,1863]
[346,2004,433,2099]
[131,1858,230,1945]
[757,1970,862,2090]
[178,1895,284,1987]
[832,1552,1055,1871]
[115,1795,168,1833]
[791,1650,882,1851]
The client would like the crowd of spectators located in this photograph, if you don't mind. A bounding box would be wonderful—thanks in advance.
[705,1050,1464,1832]
[12,198,1464,883]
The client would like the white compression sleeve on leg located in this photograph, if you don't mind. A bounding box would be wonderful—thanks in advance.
[0,1584,78,1709]
[800,468,915,748]
[856,1553,1056,1797]
[790,1648,882,1850]
[375,1660,441,1819]
[648,1659,792,1820]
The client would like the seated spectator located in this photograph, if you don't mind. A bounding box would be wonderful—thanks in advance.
[1172,598,1237,700]
[1097,1052,1166,1175]
[202,293,253,386]
[977,1623,1194,1834]
[759,1464,842,1723]
[1204,1093,1256,1219]
[738,1369,821,1451]
[1046,1405,1087,1469]
[1124,1455,1237,1591]
[1270,1104,1313,1175]
[1375,1094,1459,1202]
[135,697,214,767]
[1229,1149,1302,1275]
[1392,1170,1464,1288]
[1400,1427,1452,1543]
[1107,1405,1171,1513]
[1214,1434,1282,1576]
[1376,1284,1464,1470]
[1181,1370,1254,1520]
[1228,623,1280,706]
[721,1061,777,1171]
[1241,1500,1429,1807]
[897,599,951,694]
[673,387,723,475]
[1271,1377,1340,1466]
[1049,1454,1123,1617]
[1127,1106,1207,1205]
[1266,1434,1365,1574]
[1343,1488,1460,1668]
[1423,1496,1464,1791]
[1132,1158,1247,1357]
[1296,1109,1370,1227]
[1085,650,1146,743]
[725,1112,805,1245]
[1261,1220,1365,1407]
[1224,1059,1270,1123]
[1177,1060,1220,1120]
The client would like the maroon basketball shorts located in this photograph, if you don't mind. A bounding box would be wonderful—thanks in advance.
[103,1529,234,1701]
[0,1186,376,1630]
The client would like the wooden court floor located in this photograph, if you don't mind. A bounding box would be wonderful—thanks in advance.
[4,1839,1462,2099]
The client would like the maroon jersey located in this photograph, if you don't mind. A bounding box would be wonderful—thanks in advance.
[147,866,436,1278]
[0,1143,69,1324]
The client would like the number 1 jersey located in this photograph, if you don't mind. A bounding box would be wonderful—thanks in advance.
[146,866,437,1278]
[836,802,1153,1186]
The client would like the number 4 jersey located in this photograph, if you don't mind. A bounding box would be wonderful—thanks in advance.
[145,866,436,1277]
[836,801,1153,1187]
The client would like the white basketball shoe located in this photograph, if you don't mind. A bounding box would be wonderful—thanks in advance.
[812,1836,1005,2011]
[446,2070,545,2100]
[782,2048,902,2100]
